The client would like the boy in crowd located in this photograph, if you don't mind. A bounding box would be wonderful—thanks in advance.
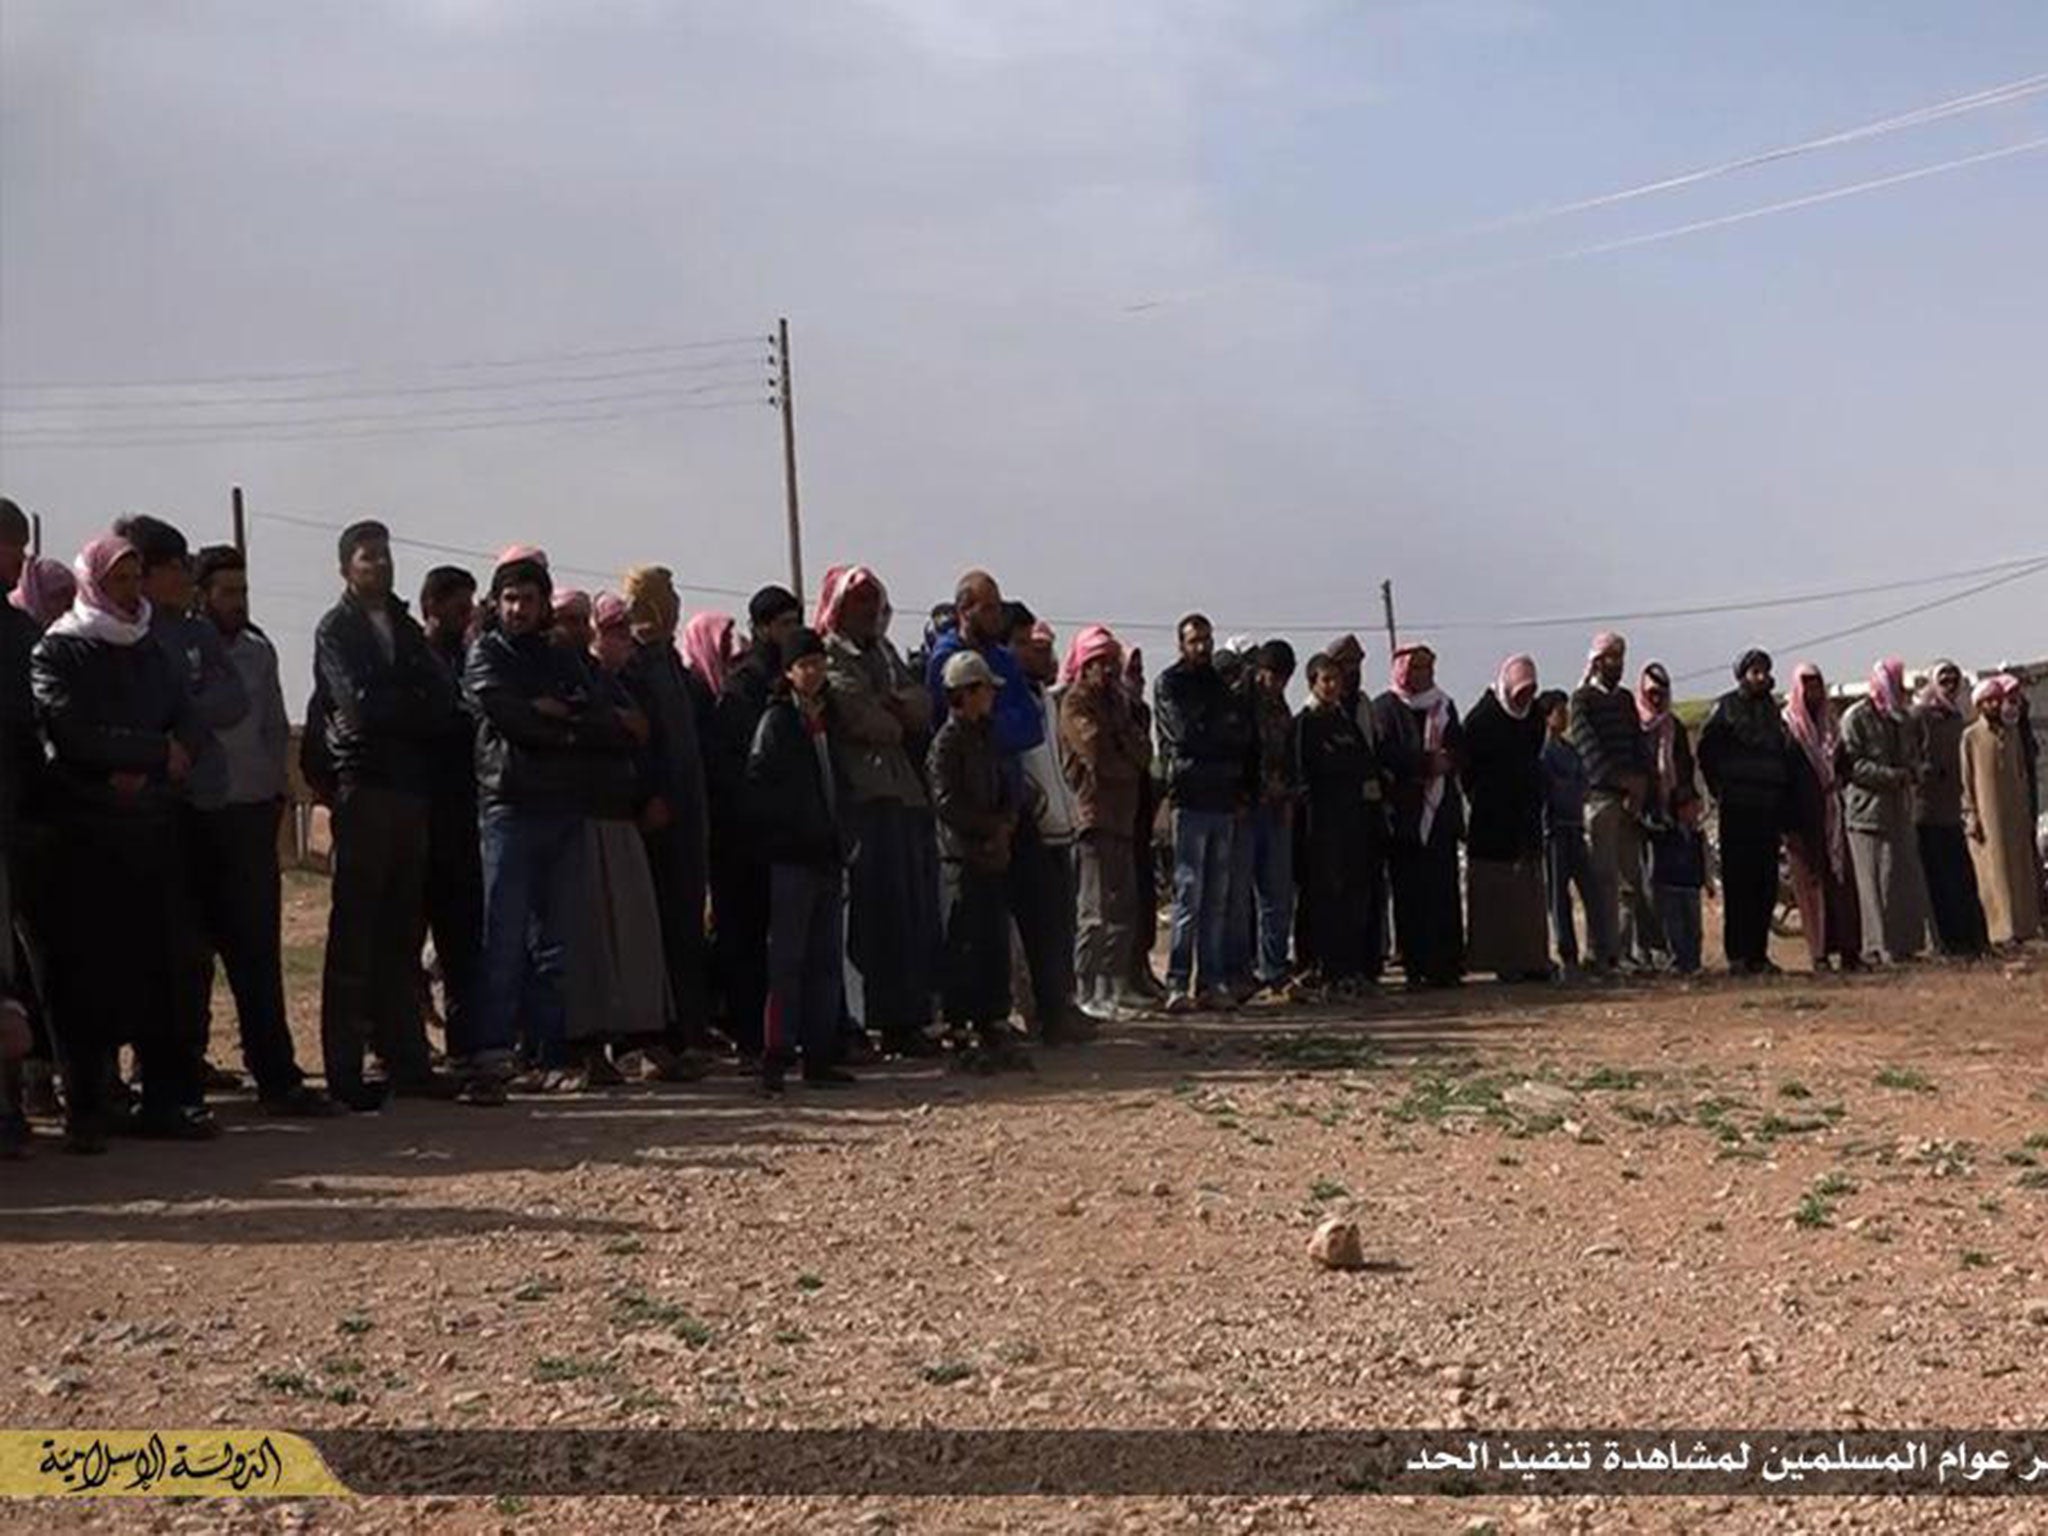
[929,651,1028,1070]
[1295,653,1382,997]
[1650,786,1711,975]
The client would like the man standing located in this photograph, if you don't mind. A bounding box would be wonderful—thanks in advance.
[817,564,941,1057]
[1698,649,1793,974]
[1011,609,1084,1043]
[1569,632,1650,972]
[188,546,333,1115]
[712,584,804,1057]
[1840,657,1930,965]
[114,515,250,1104]
[417,565,482,1060]
[1373,644,1466,989]
[1153,612,1254,1012]
[467,549,638,1095]
[620,565,714,1067]
[1235,640,1298,997]
[315,520,462,1108]
[1912,659,1988,957]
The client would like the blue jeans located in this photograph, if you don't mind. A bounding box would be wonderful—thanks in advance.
[475,807,587,1070]
[1224,802,1294,986]
[1168,808,1237,995]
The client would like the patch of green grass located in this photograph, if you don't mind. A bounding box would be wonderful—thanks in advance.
[511,1275,563,1303]
[796,1273,826,1293]
[2014,1169,2048,1190]
[335,1314,374,1337]
[318,1355,366,1378]
[1873,1066,1935,1094]
[611,1388,674,1416]
[2003,1150,2040,1168]
[772,1328,808,1346]
[1263,1034,1380,1072]
[602,1236,646,1257]
[1813,1171,1858,1199]
[494,1494,529,1516]
[1979,1198,2004,1215]
[533,1355,617,1384]
[322,1385,360,1406]
[921,1361,975,1386]
[1386,1072,1512,1125]
[1572,1066,1645,1092]
[1778,1080,1812,1099]
[1308,1178,1349,1203]
[256,1368,313,1397]
[1792,1192,1835,1230]
[2024,1131,2048,1151]
[611,1289,713,1348]
[1959,1250,1993,1269]
[1614,1102,1660,1126]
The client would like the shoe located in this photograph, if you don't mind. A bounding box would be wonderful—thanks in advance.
[257,1085,347,1118]
[200,1060,245,1092]
[455,1076,508,1108]
[330,1082,389,1114]
[583,1051,626,1088]
[134,1105,222,1142]
[1199,989,1239,1013]
[1163,990,1197,1016]
[390,1071,461,1101]
[801,1065,858,1088]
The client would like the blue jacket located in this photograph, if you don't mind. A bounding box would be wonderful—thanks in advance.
[925,631,1043,761]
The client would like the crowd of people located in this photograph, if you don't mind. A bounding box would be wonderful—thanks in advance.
[0,496,2041,1157]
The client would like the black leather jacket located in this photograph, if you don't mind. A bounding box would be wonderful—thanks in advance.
[1154,660,1256,814]
[466,627,631,814]
[746,697,842,867]
[313,593,460,795]
[31,629,199,819]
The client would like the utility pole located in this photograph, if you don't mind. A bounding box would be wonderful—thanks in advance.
[231,484,246,555]
[1380,578,1399,658]
[29,513,40,558]
[772,317,804,602]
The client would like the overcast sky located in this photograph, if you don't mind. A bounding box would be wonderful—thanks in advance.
[3,0,2044,704]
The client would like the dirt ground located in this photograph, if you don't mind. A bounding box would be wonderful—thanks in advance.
[3,873,2045,1534]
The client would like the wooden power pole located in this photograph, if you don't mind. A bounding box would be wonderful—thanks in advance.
[773,317,804,602]
[1380,578,1399,658]
[231,485,247,554]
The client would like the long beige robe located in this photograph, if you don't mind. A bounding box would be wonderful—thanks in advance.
[1959,719,2041,944]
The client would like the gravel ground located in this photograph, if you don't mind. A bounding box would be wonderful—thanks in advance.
[3,875,2045,1534]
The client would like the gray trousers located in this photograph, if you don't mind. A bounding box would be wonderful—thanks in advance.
[1075,829,1137,991]
[1587,792,1655,967]
[1850,823,1929,962]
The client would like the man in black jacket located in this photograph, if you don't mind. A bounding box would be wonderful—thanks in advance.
[315,520,462,1109]
[417,565,482,1058]
[710,585,802,1055]
[1698,648,1793,974]
[1153,612,1255,1012]
[1568,631,1649,973]
[621,565,714,1062]
[466,550,638,1095]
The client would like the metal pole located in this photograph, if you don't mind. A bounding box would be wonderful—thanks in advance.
[30,513,41,558]
[1380,578,1398,657]
[775,317,804,602]
[232,484,246,554]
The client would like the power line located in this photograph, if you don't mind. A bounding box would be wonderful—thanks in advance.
[2,377,765,439]
[0,332,767,393]
[0,353,773,415]
[1046,551,2048,641]
[250,510,758,599]
[1,390,767,450]
[1671,558,2048,684]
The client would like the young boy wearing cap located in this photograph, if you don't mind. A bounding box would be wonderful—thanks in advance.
[928,651,1029,1069]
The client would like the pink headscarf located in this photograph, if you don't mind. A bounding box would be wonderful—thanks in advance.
[1390,645,1451,841]
[1495,654,1538,719]
[552,588,592,622]
[1916,658,1963,718]
[1783,662,1844,879]
[1635,661,1678,799]
[497,544,549,569]
[10,555,75,626]
[1868,657,1908,719]
[680,611,741,696]
[1971,674,2018,709]
[592,591,630,632]
[813,563,886,634]
[1059,624,1121,687]
[46,535,150,646]
[1583,631,1626,687]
